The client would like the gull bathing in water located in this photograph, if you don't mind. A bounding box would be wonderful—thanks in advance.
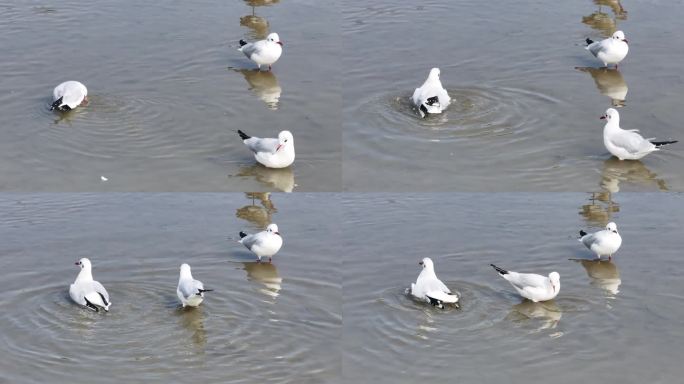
[69,258,111,312]
[578,222,622,261]
[410,257,459,309]
[585,30,629,68]
[601,108,677,160]
[411,68,451,118]
[490,264,560,302]
[177,264,213,308]
[238,32,283,71]
[238,129,295,168]
[51,81,88,111]
[239,223,283,263]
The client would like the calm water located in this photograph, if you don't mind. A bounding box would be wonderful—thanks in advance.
[0,0,340,191]
[0,193,341,383]
[343,193,684,383]
[343,0,684,191]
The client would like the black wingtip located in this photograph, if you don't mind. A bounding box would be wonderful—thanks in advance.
[239,39,247,47]
[651,140,678,148]
[425,96,439,106]
[490,264,508,275]
[197,289,214,295]
[50,96,63,111]
[239,231,247,239]
[427,296,444,309]
[237,130,251,140]
[586,38,594,45]
[419,104,428,117]
[579,230,587,237]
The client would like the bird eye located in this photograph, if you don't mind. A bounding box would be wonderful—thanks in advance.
[284,139,288,142]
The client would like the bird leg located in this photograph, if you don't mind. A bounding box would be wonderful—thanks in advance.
[268,257,272,263]
[268,65,272,71]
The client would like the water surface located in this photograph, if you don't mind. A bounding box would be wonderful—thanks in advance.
[0,0,340,191]
[343,0,684,191]
[343,193,684,383]
[0,193,341,383]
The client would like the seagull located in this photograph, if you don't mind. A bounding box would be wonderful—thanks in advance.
[238,32,283,71]
[237,129,295,168]
[69,258,111,312]
[411,68,451,118]
[578,222,622,261]
[490,264,560,302]
[51,81,88,111]
[585,30,629,68]
[601,108,677,160]
[410,257,458,309]
[239,223,283,263]
[177,264,213,308]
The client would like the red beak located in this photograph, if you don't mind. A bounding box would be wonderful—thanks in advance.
[74,262,80,265]
[623,39,628,44]
[275,231,281,235]
[277,41,283,46]
[276,144,283,152]
[600,116,606,120]
[418,261,423,265]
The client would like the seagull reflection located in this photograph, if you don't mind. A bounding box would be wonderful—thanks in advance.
[240,13,269,39]
[507,300,562,331]
[236,192,277,228]
[178,306,207,348]
[600,158,668,193]
[576,67,627,107]
[243,0,280,6]
[242,261,282,298]
[582,0,627,37]
[237,164,295,192]
[577,259,621,296]
[579,191,619,227]
[233,69,282,110]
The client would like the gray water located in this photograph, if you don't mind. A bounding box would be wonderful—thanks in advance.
[0,193,341,383]
[343,193,684,383]
[0,0,340,191]
[343,0,684,191]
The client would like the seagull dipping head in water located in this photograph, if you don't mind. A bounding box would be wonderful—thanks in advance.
[411,67,451,118]
[51,81,88,111]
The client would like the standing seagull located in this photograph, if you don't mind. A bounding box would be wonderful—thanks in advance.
[601,108,677,160]
[69,258,111,312]
[177,264,213,308]
[238,32,283,71]
[490,264,560,302]
[51,81,88,111]
[237,129,295,168]
[411,68,451,118]
[410,257,459,309]
[578,222,622,261]
[239,223,283,263]
[585,30,629,68]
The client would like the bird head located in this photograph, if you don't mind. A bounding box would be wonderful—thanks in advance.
[606,222,619,234]
[275,130,293,152]
[267,32,283,46]
[613,30,628,44]
[267,223,280,235]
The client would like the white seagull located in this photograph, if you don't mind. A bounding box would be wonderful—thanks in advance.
[177,264,212,308]
[579,222,622,261]
[69,258,111,312]
[490,264,560,302]
[51,81,88,111]
[239,223,283,263]
[601,108,677,160]
[237,129,295,168]
[585,30,629,68]
[410,257,459,309]
[238,32,283,71]
[411,68,451,118]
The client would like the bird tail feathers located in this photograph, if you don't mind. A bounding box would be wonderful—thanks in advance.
[651,140,678,148]
[237,130,251,140]
[490,264,508,275]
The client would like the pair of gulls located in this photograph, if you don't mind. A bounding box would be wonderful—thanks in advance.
[68,225,283,312]
[408,31,629,119]
[410,223,623,307]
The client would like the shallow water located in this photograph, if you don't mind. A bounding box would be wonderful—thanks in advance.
[343,0,684,191]
[343,193,684,383]
[0,193,341,383]
[0,0,340,191]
